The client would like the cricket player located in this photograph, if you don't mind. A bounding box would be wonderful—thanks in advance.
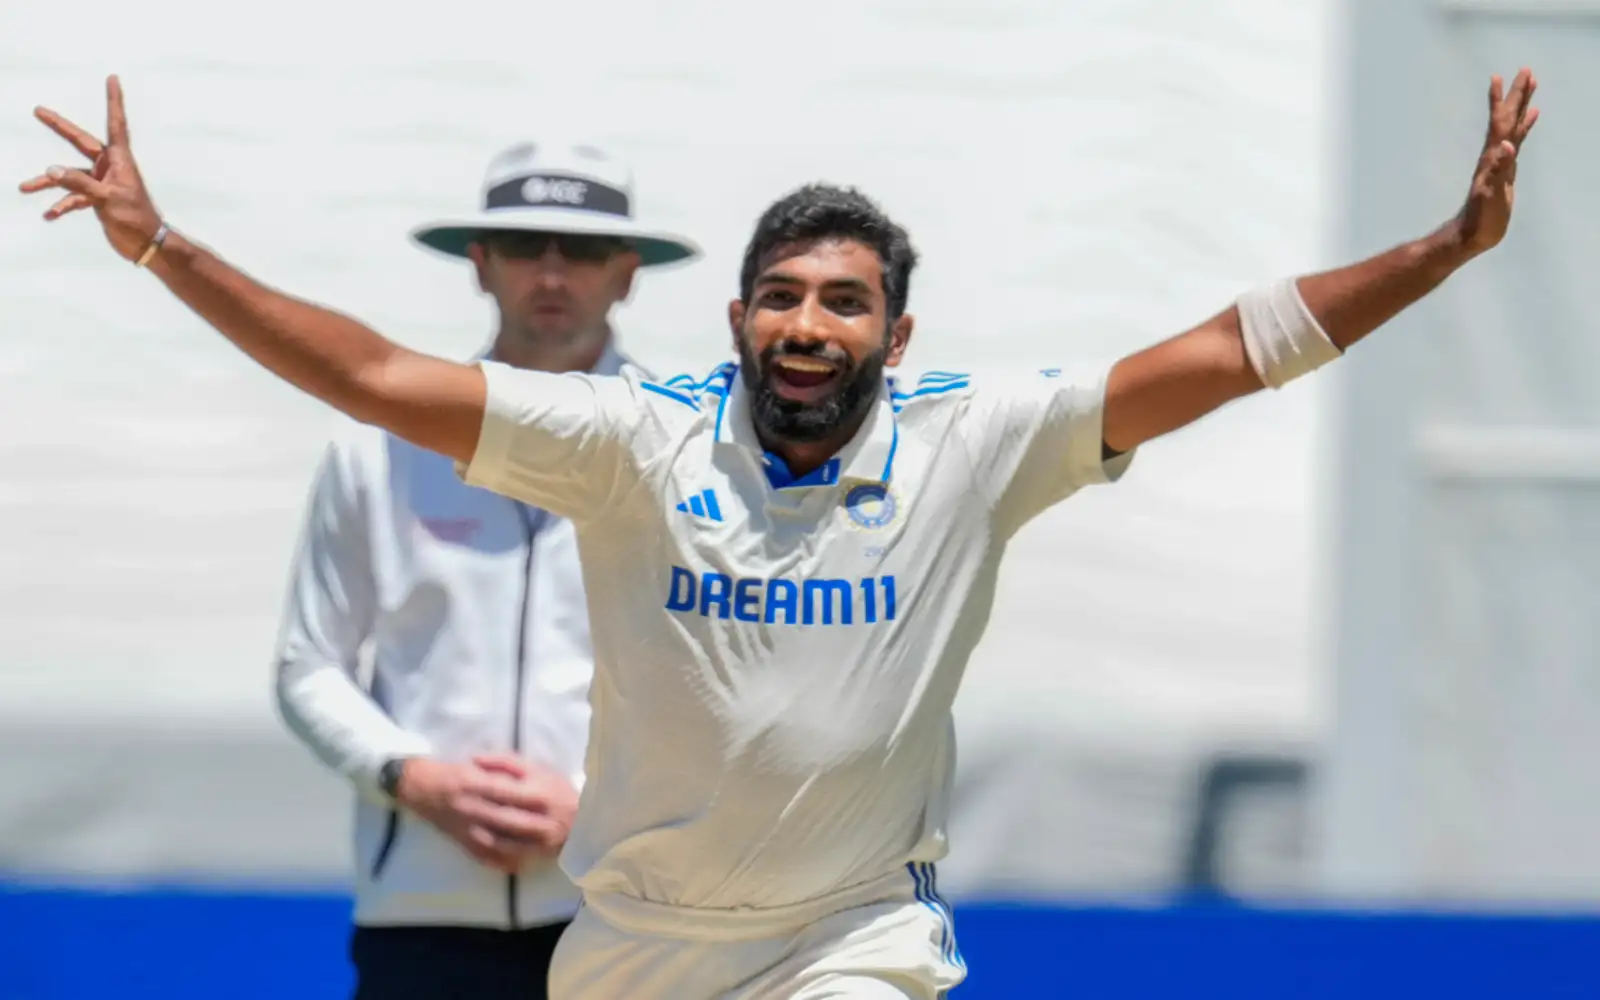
[24,70,1538,998]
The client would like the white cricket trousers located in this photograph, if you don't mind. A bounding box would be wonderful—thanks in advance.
[548,863,967,999]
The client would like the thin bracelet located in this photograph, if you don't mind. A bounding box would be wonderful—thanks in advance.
[134,222,170,268]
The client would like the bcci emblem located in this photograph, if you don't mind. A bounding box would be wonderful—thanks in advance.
[843,484,899,531]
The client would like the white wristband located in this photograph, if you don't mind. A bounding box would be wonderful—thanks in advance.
[1236,278,1342,390]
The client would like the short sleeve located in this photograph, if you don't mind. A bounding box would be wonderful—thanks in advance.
[457,361,645,521]
[959,364,1135,535]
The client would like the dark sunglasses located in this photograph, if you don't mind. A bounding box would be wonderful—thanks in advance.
[480,230,631,264]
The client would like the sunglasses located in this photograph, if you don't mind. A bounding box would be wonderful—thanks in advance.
[481,230,631,264]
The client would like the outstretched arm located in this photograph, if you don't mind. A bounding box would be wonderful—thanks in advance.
[20,76,484,465]
[146,233,486,463]
[1101,69,1541,454]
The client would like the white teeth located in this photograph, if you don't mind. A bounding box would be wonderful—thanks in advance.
[777,358,834,373]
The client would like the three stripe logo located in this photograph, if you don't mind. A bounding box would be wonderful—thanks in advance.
[675,488,724,522]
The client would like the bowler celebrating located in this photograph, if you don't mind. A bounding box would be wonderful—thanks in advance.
[23,70,1538,999]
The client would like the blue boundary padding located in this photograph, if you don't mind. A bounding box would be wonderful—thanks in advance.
[2,881,1599,999]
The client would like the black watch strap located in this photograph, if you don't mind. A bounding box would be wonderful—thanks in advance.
[378,758,410,802]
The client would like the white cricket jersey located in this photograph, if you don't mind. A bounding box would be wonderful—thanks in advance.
[459,356,1133,935]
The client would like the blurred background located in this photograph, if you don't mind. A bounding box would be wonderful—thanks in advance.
[2,0,1599,996]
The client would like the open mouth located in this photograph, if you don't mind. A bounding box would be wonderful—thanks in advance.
[769,356,843,402]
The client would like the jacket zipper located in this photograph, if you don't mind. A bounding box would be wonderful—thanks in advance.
[369,810,401,880]
[507,502,540,929]
[369,671,402,882]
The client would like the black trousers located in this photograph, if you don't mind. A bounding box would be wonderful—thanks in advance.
[350,922,570,1000]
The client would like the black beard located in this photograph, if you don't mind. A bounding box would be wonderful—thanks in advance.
[739,339,886,444]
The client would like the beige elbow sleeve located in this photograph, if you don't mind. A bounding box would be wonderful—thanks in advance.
[1236,278,1342,389]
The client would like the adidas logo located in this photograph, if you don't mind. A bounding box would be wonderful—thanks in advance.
[675,488,724,522]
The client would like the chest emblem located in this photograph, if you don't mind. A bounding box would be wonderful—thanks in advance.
[843,483,900,531]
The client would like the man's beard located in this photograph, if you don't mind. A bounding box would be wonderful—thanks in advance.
[739,338,886,444]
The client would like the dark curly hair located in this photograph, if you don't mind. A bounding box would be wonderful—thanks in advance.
[738,184,919,320]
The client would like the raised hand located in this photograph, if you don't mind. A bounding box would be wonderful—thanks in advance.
[1455,68,1540,256]
[19,74,165,263]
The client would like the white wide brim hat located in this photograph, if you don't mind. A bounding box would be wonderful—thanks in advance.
[411,141,701,268]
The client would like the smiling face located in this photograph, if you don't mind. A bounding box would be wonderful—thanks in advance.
[728,184,920,469]
[728,237,913,449]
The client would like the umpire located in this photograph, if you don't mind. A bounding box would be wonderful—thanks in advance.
[272,141,699,999]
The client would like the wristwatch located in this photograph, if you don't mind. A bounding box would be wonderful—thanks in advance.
[377,757,411,804]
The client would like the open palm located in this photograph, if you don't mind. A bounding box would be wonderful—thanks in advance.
[1456,68,1540,254]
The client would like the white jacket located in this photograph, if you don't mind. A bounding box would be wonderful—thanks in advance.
[272,346,628,929]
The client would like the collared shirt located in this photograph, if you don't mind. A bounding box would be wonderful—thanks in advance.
[457,357,1133,935]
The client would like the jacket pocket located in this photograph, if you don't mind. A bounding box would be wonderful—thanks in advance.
[369,809,402,881]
